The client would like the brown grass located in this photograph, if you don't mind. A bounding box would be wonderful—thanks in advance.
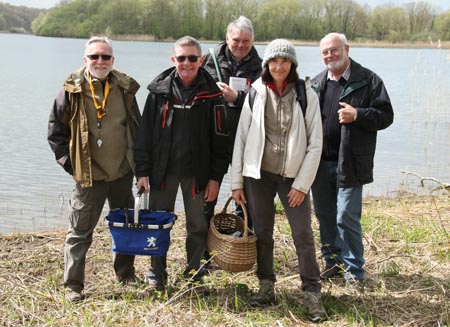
[0,194,449,326]
[107,35,450,49]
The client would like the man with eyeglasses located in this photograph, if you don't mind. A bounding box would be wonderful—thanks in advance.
[311,32,394,289]
[133,36,229,292]
[48,36,141,302]
[202,15,262,237]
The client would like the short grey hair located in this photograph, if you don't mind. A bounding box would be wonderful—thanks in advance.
[321,32,347,47]
[226,16,254,39]
[85,36,113,55]
[173,35,202,56]
[336,33,347,46]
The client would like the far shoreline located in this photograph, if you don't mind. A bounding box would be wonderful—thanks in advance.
[3,31,450,49]
[109,34,450,50]
[112,34,450,50]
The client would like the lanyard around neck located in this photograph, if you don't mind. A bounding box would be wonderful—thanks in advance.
[89,76,110,120]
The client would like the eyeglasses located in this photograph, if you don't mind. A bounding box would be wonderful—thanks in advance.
[175,55,200,63]
[86,54,113,61]
[321,47,341,56]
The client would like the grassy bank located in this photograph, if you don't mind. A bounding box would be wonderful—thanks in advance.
[0,194,449,326]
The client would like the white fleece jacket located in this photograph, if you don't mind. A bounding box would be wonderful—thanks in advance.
[231,77,323,194]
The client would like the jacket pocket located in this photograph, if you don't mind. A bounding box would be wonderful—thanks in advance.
[352,143,375,182]
[214,104,229,136]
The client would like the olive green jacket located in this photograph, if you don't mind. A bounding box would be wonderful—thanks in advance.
[48,66,140,187]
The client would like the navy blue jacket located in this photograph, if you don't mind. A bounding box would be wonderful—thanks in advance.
[312,59,394,187]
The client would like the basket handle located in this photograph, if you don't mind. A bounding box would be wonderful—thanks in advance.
[134,187,146,224]
[222,196,250,238]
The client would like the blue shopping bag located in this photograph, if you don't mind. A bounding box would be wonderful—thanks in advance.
[105,191,177,256]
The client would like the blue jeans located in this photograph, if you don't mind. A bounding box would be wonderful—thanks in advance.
[311,161,365,280]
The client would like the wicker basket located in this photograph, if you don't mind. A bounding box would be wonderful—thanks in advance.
[207,196,256,272]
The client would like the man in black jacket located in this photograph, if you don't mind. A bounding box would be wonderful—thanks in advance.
[202,15,262,225]
[311,33,394,287]
[133,36,229,291]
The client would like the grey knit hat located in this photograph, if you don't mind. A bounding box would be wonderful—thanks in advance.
[262,39,298,68]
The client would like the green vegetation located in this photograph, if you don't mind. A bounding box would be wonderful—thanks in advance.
[0,194,448,326]
[2,0,450,43]
[0,3,45,33]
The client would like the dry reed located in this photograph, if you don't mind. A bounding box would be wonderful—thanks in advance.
[0,194,448,326]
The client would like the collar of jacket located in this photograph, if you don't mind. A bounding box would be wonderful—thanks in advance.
[340,59,368,99]
[312,59,368,100]
[64,66,139,96]
[147,66,222,97]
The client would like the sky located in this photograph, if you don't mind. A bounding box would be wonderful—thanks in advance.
[2,0,449,11]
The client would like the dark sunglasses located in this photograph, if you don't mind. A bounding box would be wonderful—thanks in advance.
[175,55,200,63]
[86,54,113,61]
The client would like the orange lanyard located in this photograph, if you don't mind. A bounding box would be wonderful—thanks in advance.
[89,76,110,120]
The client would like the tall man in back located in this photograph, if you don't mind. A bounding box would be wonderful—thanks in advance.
[311,32,394,286]
[202,15,262,224]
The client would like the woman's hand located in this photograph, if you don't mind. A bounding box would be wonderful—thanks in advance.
[232,189,247,206]
[287,188,306,207]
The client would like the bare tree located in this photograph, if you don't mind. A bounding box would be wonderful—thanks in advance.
[369,5,409,41]
[404,1,437,37]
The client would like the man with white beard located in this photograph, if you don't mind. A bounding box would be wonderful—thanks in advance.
[311,32,394,288]
[48,36,141,302]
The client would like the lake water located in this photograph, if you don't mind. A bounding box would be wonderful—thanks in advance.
[0,34,449,235]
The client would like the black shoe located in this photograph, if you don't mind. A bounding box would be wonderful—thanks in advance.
[182,270,211,296]
[117,274,144,287]
[147,277,166,292]
[199,257,213,275]
[320,265,343,280]
[183,266,209,282]
[249,280,276,307]
[146,272,166,292]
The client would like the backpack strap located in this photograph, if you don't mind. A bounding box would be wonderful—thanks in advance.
[296,78,307,118]
[248,86,257,110]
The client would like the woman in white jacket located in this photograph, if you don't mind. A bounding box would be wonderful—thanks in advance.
[231,39,326,323]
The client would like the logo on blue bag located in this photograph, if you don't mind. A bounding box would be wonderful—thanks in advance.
[147,236,157,248]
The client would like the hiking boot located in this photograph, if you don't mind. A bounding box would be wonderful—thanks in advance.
[182,268,212,294]
[320,264,343,280]
[303,291,327,322]
[117,275,144,287]
[249,280,276,307]
[183,266,209,283]
[65,289,85,303]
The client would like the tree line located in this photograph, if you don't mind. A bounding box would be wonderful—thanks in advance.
[0,3,44,33]
[3,0,450,42]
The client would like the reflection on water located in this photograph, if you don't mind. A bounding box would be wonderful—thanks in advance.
[0,35,449,234]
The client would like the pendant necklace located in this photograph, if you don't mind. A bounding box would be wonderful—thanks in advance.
[89,76,110,147]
